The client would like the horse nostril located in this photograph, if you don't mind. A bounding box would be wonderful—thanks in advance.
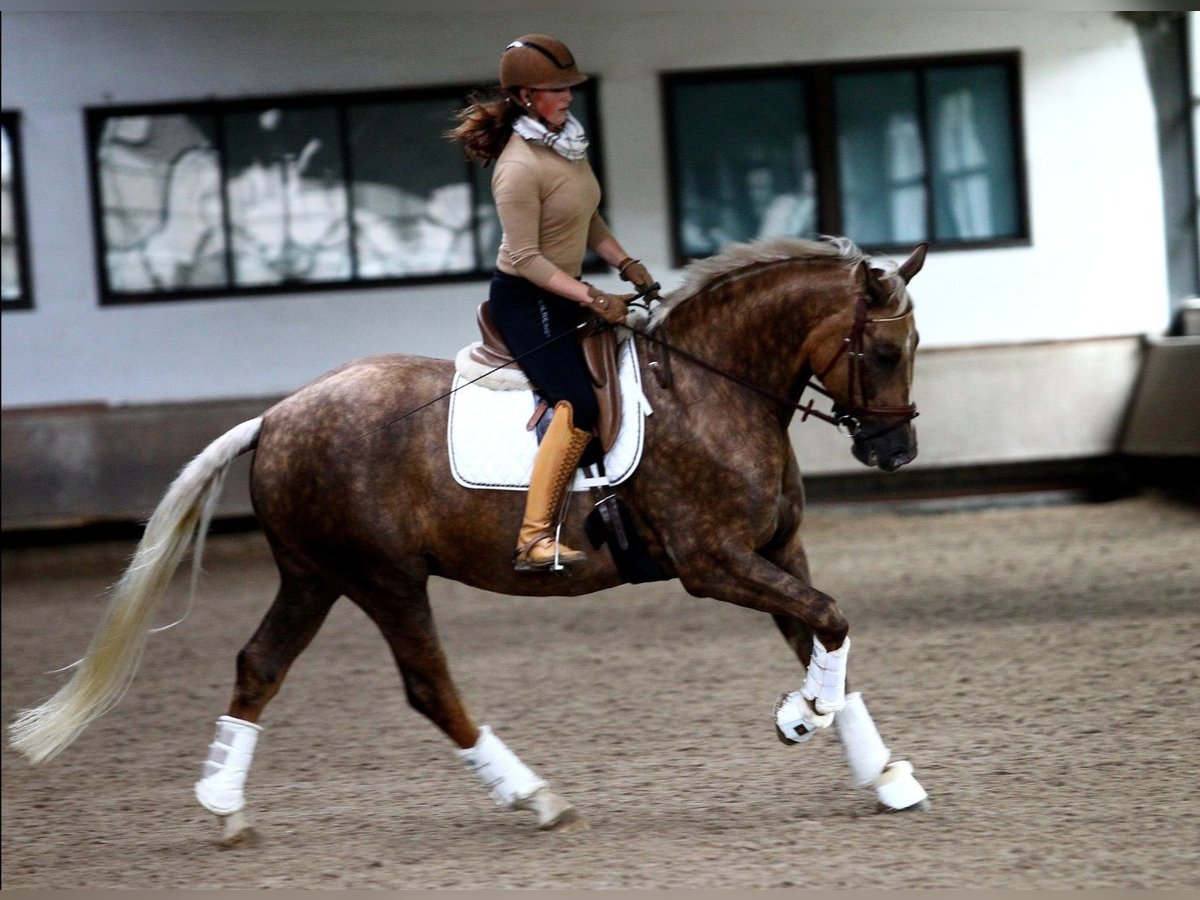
[881,451,913,472]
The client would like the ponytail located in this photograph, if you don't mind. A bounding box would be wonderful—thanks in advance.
[446,90,519,165]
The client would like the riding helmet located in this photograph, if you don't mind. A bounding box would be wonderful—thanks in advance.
[500,34,588,90]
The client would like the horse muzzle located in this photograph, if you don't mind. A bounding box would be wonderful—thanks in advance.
[849,419,918,473]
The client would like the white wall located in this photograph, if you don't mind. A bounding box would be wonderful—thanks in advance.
[1,11,1167,411]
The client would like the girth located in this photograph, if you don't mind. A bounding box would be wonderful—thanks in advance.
[471,302,624,452]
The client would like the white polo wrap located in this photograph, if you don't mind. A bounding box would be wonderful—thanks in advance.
[801,636,850,714]
[832,691,890,787]
[195,715,261,815]
[456,725,547,809]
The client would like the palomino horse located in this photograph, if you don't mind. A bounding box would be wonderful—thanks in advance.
[10,236,930,845]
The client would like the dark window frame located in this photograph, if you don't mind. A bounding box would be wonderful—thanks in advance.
[85,81,606,306]
[661,51,1030,265]
[2,110,35,311]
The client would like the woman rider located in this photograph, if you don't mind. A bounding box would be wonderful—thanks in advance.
[447,34,657,573]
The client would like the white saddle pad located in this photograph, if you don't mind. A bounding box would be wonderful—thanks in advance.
[447,338,651,491]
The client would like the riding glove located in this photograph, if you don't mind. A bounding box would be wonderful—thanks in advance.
[586,285,634,325]
[617,257,658,296]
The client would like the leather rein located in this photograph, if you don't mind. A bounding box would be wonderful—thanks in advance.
[624,292,918,441]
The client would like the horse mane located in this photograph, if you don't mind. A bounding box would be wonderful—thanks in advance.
[651,235,906,328]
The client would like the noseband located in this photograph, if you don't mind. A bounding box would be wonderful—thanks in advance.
[631,292,918,441]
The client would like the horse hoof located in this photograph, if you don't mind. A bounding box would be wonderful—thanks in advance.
[217,826,261,848]
[877,797,931,814]
[543,808,589,833]
[515,787,586,832]
[216,811,261,848]
[775,725,800,746]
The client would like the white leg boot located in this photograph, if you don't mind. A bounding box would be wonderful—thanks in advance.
[833,692,929,812]
[195,715,261,815]
[456,725,584,830]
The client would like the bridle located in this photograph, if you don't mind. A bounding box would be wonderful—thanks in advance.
[803,295,918,440]
[627,290,918,442]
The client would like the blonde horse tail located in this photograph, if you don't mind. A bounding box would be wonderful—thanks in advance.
[8,416,264,765]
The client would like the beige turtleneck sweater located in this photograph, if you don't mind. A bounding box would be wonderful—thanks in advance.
[492,133,614,289]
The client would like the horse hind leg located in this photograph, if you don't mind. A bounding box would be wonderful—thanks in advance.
[195,568,339,847]
[352,583,586,833]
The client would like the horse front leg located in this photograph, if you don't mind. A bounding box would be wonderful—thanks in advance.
[763,531,929,812]
[674,540,851,707]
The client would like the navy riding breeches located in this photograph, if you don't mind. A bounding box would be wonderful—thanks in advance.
[487,271,600,434]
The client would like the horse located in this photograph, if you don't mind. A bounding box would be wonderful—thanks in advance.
[9,235,931,846]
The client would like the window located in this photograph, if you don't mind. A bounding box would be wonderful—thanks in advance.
[86,83,601,303]
[662,53,1027,262]
[2,111,34,310]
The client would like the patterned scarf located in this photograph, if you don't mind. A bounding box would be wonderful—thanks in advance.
[513,112,589,161]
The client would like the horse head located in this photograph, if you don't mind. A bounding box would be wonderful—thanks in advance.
[809,243,927,473]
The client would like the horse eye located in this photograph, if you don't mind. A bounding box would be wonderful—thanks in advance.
[873,344,902,369]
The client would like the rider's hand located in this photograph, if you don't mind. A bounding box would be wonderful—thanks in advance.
[617,257,658,296]
[586,285,634,325]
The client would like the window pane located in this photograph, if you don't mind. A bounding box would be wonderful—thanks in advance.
[95,113,228,293]
[927,64,1020,241]
[224,106,351,286]
[669,77,814,258]
[472,162,501,271]
[2,114,30,306]
[834,70,926,245]
[348,96,475,278]
[88,84,609,301]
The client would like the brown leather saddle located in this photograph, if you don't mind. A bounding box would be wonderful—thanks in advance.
[470,302,623,452]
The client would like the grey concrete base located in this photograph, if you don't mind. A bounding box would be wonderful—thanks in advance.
[2,397,276,530]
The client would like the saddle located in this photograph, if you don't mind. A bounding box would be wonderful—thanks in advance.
[469,302,624,453]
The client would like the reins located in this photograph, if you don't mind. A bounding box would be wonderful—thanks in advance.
[368,280,917,444]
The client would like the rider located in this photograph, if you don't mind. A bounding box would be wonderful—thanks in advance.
[447,33,657,573]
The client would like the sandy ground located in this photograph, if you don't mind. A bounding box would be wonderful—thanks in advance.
[2,491,1198,890]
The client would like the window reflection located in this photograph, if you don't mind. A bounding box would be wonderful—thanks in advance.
[224,107,351,286]
[348,98,475,278]
[928,65,1020,241]
[670,77,815,258]
[96,113,227,292]
[87,81,604,301]
[835,70,927,245]
[664,56,1025,260]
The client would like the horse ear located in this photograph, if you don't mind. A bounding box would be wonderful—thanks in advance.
[863,264,895,308]
[896,243,929,284]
